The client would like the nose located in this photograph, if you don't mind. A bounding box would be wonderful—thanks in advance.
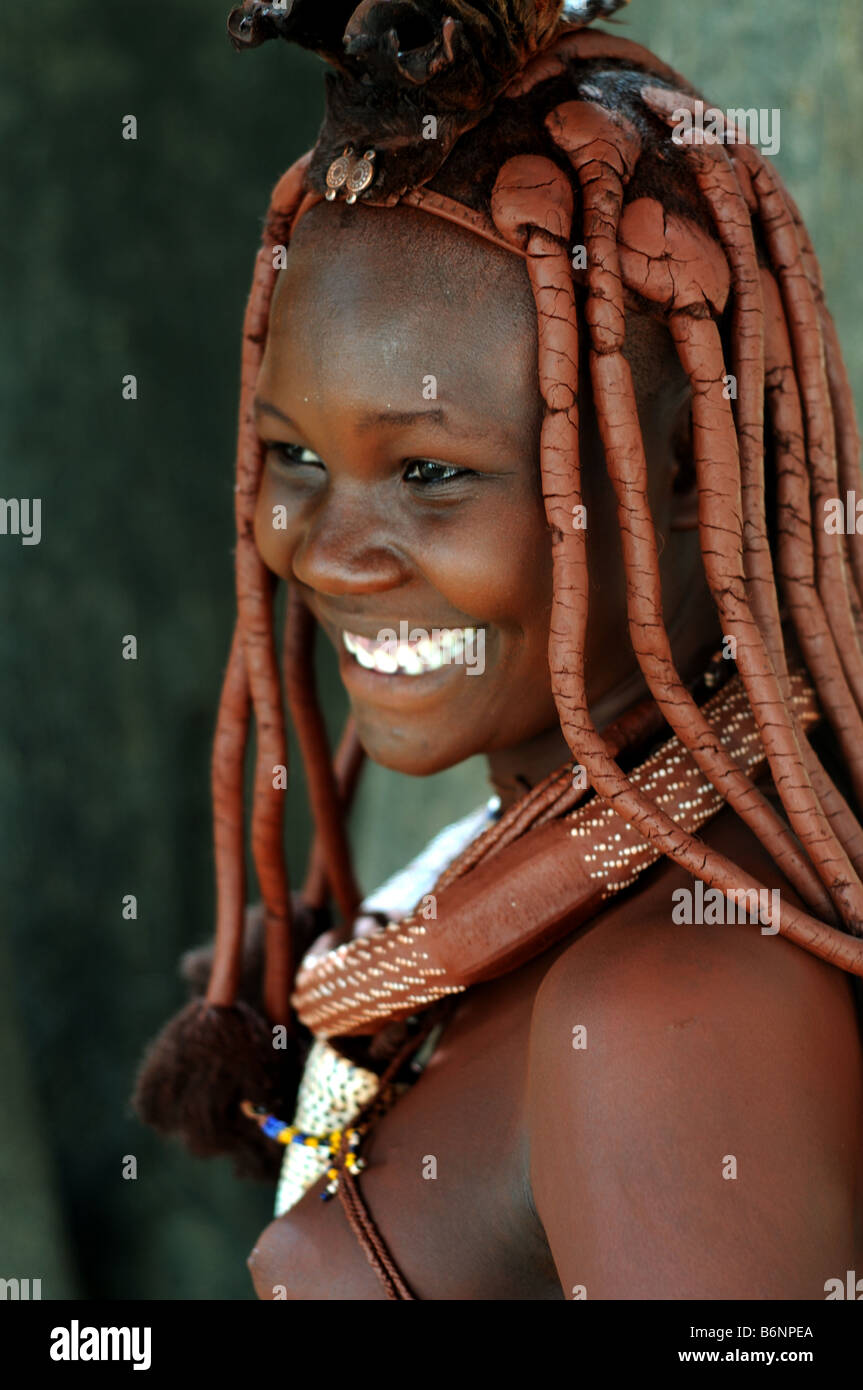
[290,485,410,596]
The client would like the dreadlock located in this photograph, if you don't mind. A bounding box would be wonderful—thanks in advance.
[133,2,863,1180]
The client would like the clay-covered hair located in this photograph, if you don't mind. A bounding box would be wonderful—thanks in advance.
[134,0,863,1178]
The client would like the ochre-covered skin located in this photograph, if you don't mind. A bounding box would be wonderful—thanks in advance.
[193,28,863,1057]
[248,801,863,1299]
[290,673,823,1036]
[133,14,863,1296]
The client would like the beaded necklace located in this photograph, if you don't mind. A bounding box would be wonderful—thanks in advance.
[248,797,504,1215]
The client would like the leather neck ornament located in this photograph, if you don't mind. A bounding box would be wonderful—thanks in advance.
[293,668,820,1036]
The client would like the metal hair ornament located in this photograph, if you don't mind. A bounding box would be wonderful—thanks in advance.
[325,146,377,203]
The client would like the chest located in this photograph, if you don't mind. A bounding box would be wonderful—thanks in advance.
[247,950,566,1300]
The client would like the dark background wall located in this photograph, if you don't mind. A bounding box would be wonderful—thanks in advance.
[1,0,861,1299]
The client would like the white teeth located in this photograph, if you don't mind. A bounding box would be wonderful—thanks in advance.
[395,642,423,674]
[373,646,399,674]
[341,627,478,676]
[353,644,377,670]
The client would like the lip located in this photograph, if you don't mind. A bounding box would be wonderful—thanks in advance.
[318,614,474,645]
[337,638,466,707]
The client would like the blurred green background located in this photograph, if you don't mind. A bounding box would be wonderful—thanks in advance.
[1,0,860,1299]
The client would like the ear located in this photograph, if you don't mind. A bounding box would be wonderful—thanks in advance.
[668,392,699,533]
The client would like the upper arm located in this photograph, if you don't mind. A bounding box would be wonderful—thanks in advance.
[527,912,863,1300]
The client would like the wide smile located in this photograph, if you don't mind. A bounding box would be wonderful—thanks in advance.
[332,622,489,709]
[341,626,479,676]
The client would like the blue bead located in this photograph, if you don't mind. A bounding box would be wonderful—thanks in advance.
[262,1116,284,1139]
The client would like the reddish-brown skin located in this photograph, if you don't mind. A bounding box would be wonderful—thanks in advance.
[124,16,863,1283]
[253,203,710,790]
[244,203,863,1298]
[248,799,863,1299]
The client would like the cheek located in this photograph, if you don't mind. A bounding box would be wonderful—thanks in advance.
[254,470,293,578]
[443,504,554,711]
[252,464,554,667]
[425,494,552,638]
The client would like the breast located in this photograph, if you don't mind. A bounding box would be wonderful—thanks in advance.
[247,950,567,1300]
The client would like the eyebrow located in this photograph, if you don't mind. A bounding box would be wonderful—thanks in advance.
[254,398,488,440]
[254,400,298,429]
[357,407,446,432]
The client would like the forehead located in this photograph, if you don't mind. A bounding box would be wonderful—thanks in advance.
[262,201,541,428]
[263,200,684,411]
[272,202,535,342]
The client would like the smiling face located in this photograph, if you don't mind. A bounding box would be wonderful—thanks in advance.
[253,200,714,784]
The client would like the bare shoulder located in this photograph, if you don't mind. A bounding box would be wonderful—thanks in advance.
[526,805,863,1299]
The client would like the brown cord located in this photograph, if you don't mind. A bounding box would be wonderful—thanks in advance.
[331,1002,454,1300]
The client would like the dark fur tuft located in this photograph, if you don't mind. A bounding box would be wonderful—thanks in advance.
[131,896,328,1179]
[132,999,304,1181]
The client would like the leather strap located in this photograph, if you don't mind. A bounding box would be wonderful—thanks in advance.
[293,669,820,1035]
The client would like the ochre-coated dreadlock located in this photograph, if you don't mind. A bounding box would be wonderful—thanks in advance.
[133,1,863,1179]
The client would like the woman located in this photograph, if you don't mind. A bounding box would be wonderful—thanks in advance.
[135,0,863,1299]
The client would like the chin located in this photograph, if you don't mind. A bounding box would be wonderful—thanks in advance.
[352,717,479,779]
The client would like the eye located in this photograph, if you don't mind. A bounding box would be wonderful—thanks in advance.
[403,459,472,487]
[267,442,324,468]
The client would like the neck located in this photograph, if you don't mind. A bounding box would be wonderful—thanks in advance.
[486,592,722,813]
[486,721,574,811]
[485,666,654,812]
